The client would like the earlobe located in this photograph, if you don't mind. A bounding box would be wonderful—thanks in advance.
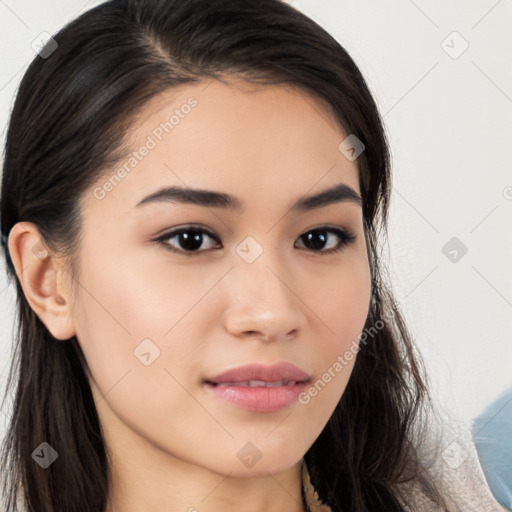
[7,222,77,341]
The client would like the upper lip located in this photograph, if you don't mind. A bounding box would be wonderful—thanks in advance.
[204,362,310,384]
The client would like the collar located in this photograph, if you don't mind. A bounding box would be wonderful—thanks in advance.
[301,459,333,512]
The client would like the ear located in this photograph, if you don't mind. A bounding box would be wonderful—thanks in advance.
[7,222,77,341]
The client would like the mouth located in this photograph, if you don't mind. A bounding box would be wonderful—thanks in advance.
[202,377,311,413]
[205,379,307,388]
[202,361,311,412]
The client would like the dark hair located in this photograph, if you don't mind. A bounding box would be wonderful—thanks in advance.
[0,0,447,510]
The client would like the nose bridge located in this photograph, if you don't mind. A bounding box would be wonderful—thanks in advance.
[222,235,306,339]
[233,236,291,304]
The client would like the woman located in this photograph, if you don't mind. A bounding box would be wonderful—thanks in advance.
[0,0,503,510]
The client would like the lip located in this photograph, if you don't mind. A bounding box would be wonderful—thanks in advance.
[203,362,311,413]
[205,361,310,384]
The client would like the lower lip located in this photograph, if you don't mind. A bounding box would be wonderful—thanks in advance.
[203,382,309,413]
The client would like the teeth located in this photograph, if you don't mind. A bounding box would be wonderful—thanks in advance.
[215,380,296,388]
[265,380,284,387]
[249,380,266,387]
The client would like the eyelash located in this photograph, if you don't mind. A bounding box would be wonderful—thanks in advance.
[152,224,357,257]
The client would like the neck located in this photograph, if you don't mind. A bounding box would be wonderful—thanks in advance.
[105,450,307,512]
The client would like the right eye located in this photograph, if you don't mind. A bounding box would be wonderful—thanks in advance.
[153,225,222,256]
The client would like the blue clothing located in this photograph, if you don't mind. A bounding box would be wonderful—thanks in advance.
[472,386,512,510]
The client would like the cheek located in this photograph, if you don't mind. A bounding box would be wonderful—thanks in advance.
[297,254,371,413]
[307,248,372,349]
[70,256,219,450]
[70,247,221,396]
[329,279,371,355]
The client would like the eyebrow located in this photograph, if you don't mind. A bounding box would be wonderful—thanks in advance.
[135,182,362,212]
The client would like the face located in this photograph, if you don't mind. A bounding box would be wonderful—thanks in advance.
[67,78,371,478]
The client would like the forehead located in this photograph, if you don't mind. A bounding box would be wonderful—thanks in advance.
[84,78,359,217]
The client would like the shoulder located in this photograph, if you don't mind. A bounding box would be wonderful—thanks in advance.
[402,415,507,512]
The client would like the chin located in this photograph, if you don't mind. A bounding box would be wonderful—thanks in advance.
[210,443,305,478]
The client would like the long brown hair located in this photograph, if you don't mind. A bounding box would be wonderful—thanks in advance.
[1,1,446,510]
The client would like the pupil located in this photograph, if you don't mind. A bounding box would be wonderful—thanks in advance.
[305,230,327,250]
[179,230,203,251]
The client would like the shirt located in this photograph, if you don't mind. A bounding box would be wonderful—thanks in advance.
[300,438,507,512]
[302,459,333,512]
[472,386,512,509]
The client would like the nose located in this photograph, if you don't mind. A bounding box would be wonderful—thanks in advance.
[221,256,308,343]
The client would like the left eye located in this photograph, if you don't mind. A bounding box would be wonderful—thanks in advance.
[295,227,356,254]
[154,225,356,255]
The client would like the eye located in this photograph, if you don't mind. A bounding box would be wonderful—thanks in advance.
[295,226,357,254]
[154,225,221,255]
[153,225,357,256]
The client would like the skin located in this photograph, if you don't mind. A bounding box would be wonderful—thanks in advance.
[8,78,372,512]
